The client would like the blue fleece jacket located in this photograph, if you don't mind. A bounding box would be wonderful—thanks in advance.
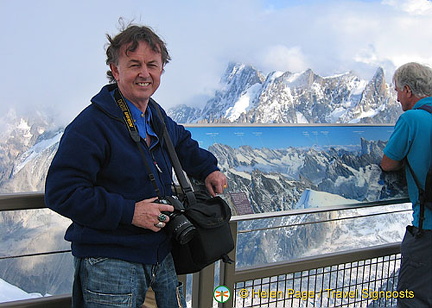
[44,84,220,264]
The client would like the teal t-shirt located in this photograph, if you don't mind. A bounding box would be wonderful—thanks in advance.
[384,97,432,229]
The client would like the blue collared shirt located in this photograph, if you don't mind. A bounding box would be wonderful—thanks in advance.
[125,100,159,149]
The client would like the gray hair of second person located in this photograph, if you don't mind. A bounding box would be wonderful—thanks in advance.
[393,62,432,98]
[105,24,172,83]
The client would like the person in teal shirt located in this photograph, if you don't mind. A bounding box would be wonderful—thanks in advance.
[381,62,432,308]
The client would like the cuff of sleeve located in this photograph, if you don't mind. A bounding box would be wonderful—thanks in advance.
[200,167,220,182]
[120,200,136,225]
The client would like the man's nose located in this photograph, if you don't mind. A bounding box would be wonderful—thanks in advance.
[138,66,150,78]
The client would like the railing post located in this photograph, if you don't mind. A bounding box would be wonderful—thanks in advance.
[192,263,215,308]
[219,220,237,308]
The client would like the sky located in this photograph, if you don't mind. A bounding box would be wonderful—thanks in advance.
[1,0,432,125]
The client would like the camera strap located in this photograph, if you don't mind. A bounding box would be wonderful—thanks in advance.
[153,104,197,205]
[113,88,161,198]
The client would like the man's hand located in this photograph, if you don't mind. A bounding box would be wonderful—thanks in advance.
[131,197,174,232]
[204,171,228,197]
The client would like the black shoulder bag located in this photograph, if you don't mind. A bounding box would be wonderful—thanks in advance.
[114,89,234,274]
[153,103,234,275]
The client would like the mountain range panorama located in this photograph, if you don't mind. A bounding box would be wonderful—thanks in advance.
[0,62,408,301]
[167,62,402,124]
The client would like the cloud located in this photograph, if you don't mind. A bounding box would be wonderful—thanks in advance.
[383,0,432,15]
[260,45,309,73]
[1,0,432,125]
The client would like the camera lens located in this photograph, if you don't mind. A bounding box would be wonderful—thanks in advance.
[169,215,197,245]
[176,224,196,245]
[159,197,197,244]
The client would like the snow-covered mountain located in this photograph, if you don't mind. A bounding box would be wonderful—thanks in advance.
[0,62,409,303]
[0,109,62,193]
[0,62,403,193]
[214,137,406,214]
[0,110,72,298]
[168,63,402,124]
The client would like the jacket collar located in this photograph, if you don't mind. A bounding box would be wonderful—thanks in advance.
[91,83,165,137]
[91,84,123,119]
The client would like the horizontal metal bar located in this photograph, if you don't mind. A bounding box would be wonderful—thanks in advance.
[238,207,410,234]
[1,193,410,221]
[183,123,396,128]
[231,198,410,222]
[234,242,401,282]
[0,192,45,211]
[0,250,71,261]
[0,294,71,308]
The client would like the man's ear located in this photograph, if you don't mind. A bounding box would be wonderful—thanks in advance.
[110,63,119,81]
[405,85,413,96]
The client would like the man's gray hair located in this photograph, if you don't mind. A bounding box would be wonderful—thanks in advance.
[393,62,432,98]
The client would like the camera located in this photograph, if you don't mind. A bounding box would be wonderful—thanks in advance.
[157,196,196,245]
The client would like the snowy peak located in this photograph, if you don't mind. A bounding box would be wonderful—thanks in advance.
[295,188,360,209]
[282,68,322,88]
[221,62,266,92]
[187,63,266,123]
[0,109,61,192]
[168,63,401,124]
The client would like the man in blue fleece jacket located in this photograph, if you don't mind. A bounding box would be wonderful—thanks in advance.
[381,62,432,308]
[45,23,227,308]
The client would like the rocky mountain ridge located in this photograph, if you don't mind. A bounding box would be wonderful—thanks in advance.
[0,62,408,300]
[168,63,402,124]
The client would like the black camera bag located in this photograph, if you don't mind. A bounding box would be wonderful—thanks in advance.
[153,103,235,274]
[172,191,234,274]
[116,90,234,274]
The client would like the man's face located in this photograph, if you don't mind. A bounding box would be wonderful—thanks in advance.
[110,41,163,109]
[395,85,414,111]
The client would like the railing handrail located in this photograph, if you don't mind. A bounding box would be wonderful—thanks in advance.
[0,192,408,307]
[0,192,45,211]
[0,191,410,217]
[182,123,397,128]
[0,294,71,308]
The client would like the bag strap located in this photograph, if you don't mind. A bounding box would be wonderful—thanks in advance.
[417,104,432,114]
[405,160,426,236]
[153,103,197,205]
[408,104,432,236]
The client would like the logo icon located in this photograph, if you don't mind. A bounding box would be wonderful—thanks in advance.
[214,285,231,303]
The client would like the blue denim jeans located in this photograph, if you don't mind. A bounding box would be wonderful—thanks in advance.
[72,253,186,308]
[397,226,432,308]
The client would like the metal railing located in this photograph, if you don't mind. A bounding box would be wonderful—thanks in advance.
[224,237,401,307]
[0,193,410,307]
